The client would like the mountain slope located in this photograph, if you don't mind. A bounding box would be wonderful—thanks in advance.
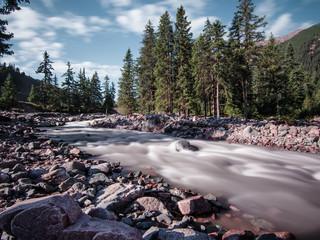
[280,23,320,74]
[0,64,40,101]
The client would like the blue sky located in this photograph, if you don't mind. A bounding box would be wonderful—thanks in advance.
[2,0,319,88]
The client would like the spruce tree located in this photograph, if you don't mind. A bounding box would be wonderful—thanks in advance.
[102,75,116,114]
[0,73,16,110]
[229,0,267,119]
[154,11,175,113]
[28,84,38,104]
[118,48,137,115]
[174,5,194,115]
[89,71,102,112]
[35,50,54,109]
[136,20,156,113]
[0,0,30,57]
[61,62,75,112]
[211,20,226,119]
[254,34,285,118]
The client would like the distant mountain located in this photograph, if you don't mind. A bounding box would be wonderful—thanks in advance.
[0,64,40,101]
[280,23,320,74]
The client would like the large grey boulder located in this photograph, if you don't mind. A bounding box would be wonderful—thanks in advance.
[0,194,82,240]
[60,214,142,240]
[143,227,214,240]
[175,140,199,152]
[96,183,145,211]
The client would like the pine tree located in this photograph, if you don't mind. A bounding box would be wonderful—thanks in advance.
[28,84,38,104]
[254,34,285,118]
[136,20,156,113]
[154,11,175,113]
[229,0,267,119]
[211,20,226,119]
[174,5,194,115]
[61,62,75,112]
[0,0,30,57]
[118,48,137,115]
[0,73,16,110]
[35,51,54,109]
[89,71,102,112]
[77,68,90,112]
[102,75,116,114]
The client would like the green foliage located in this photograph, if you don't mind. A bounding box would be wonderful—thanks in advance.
[89,71,103,112]
[118,48,137,114]
[0,0,30,56]
[174,5,194,115]
[0,73,17,110]
[154,11,175,113]
[35,51,54,109]
[136,21,157,113]
[61,62,75,111]
[102,75,116,113]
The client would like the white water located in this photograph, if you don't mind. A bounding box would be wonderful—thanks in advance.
[45,120,320,239]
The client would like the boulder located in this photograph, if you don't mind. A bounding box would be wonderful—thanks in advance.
[222,230,254,240]
[0,194,82,239]
[256,232,296,240]
[158,228,214,240]
[60,214,142,240]
[127,196,172,217]
[42,168,70,185]
[177,195,212,215]
[175,140,199,152]
[96,183,145,211]
[89,163,112,176]
[62,161,86,173]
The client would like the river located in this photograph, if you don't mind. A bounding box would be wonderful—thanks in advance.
[44,120,320,240]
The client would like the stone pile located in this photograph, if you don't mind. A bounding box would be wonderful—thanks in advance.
[89,114,320,153]
[0,112,298,239]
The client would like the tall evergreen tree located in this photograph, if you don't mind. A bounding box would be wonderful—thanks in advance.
[0,73,16,109]
[102,75,116,114]
[35,50,54,109]
[89,71,102,112]
[229,0,267,119]
[136,20,156,113]
[61,62,74,112]
[118,48,137,114]
[154,11,175,113]
[0,0,30,57]
[211,20,226,119]
[174,5,194,115]
[254,34,285,118]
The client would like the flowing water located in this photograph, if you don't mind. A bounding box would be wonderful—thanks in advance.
[44,120,320,240]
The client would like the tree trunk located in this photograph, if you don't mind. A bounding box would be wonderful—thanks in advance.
[216,80,220,119]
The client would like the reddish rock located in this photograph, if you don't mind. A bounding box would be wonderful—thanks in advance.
[177,195,212,215]
[128,196,172,217]
[274,232,296,240]
[70,147,81,156]
[42,168,70,185]
[222,230,254,240]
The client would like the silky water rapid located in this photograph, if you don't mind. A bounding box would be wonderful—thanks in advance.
[44,120,320,239]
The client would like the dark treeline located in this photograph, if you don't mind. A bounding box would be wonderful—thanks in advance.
[27,51,116,113]
[117,0,320,120]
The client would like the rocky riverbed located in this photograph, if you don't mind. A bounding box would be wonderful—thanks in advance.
[89,114,320,154]
[0,111,311,239]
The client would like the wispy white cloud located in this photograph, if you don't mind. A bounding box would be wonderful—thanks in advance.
[99,0,132,8]
[256,0,278,18]
[266,13,314,37]
[89,16,111,26]
[41,0,56,9]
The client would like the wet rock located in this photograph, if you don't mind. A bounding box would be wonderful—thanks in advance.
[222,230,254,240]
[178,195,212,215]
[69,147,82,156]
[29,167,48,179]
[60,214,142,240]
[59,177,78,192]
[0,194,82,239]
[0,172,10,183]
[89,173,112,186]
[96,183,145,211]
[175,140,199,152]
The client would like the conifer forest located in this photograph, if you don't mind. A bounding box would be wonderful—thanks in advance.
[1,0,319,120]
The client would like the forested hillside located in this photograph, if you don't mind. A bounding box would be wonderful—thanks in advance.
[0,63,40,101]
[280,23,320,76]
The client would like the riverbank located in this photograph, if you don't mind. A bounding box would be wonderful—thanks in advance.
[89,113,320,154]
[0,111,309,239]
